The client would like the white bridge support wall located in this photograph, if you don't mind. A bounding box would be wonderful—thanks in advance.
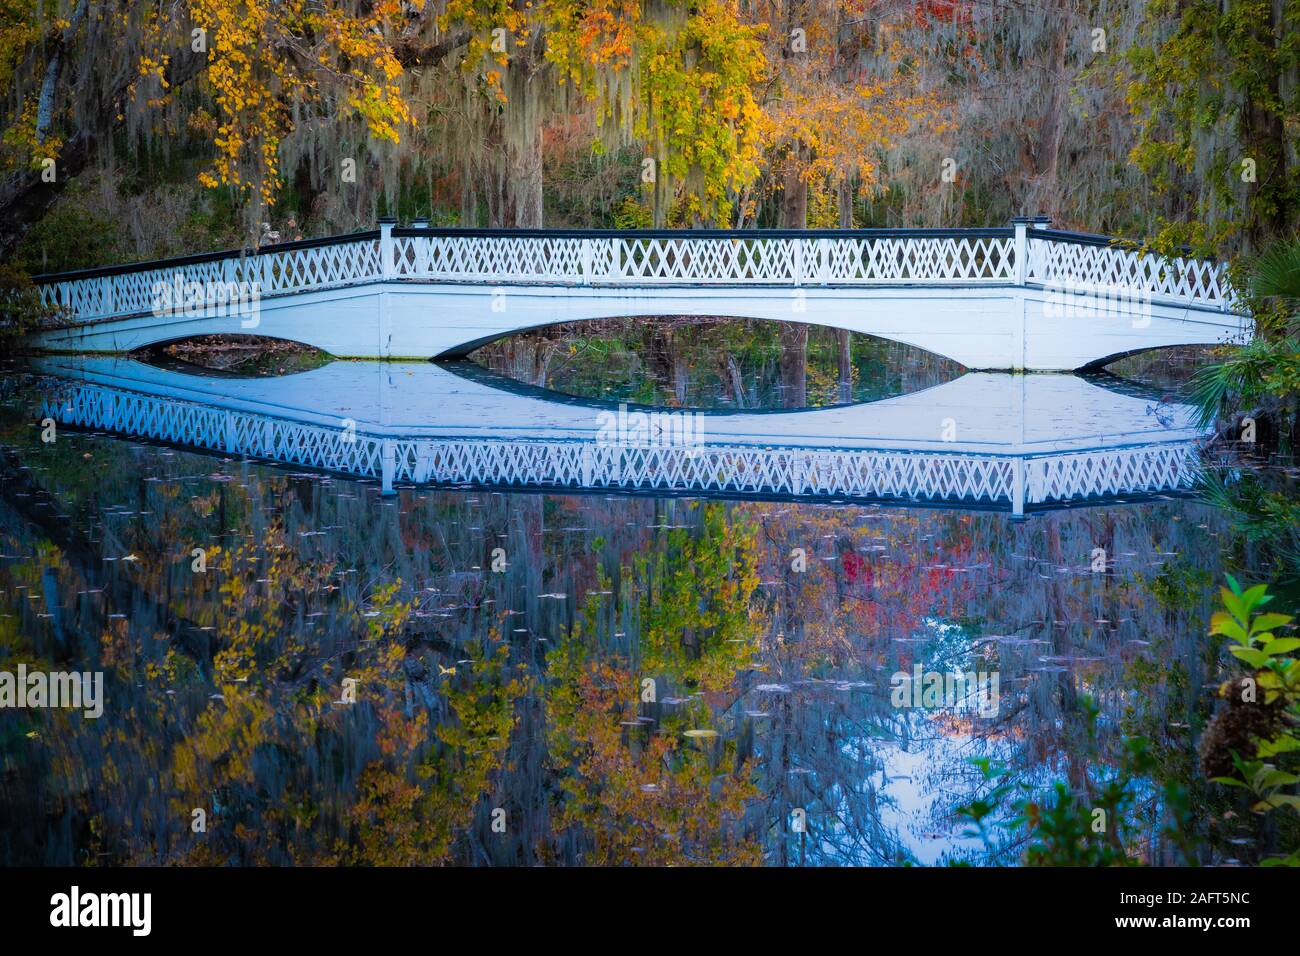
[32,281,1249,371]
[28,222,1250,371]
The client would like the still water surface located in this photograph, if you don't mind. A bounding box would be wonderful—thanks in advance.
[0,329,1291,866]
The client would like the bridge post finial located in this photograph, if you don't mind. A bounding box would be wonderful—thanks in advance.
[378,217,396,279]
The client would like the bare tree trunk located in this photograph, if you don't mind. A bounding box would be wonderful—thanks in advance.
[836,328,852,402]
[508,113,544,227]
[1242,0,1290,249]
[653,138,668,228]
[718,353,746,407]
[1028,26,1068,218]
[480,57,545,230]
[460,172,478,227]
[838,176,855,228]
[778,323,809,407]
[497,48,546,228]
[483,154,509,228]
[34,0,88,145]
[0,46,208,257]
[532,340,558,386]
[776,155,810,407]
[780,160,808,230]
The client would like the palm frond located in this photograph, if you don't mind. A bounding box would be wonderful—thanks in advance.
[1186,339,1278,429]
[1249,239,1300,336]
[1188,361,1240,430]
[1250,238,1300,300]
[1192,468,1241,514]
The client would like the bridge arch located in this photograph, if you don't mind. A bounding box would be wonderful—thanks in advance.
[437,353,965,416]
[1076,342,1225,373]
[441,312,966,366]
[402,284,1021,367]
[131,333,333,377]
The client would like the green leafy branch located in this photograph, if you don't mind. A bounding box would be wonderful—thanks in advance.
[1208,576,1300,864]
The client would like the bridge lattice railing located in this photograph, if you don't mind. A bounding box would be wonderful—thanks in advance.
[1025,231,1235,308]
[33,225,1238,321]
[35,236,383,319]
[393,232,1017,284]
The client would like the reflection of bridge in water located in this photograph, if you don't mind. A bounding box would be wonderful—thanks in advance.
[34,357,1206,515]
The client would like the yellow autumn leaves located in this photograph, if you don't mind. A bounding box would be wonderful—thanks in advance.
[153,0,941,225]
[188,0,412,207]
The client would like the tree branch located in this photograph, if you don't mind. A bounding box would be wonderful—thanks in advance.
[0,45,209,259]
[394,31,473,68]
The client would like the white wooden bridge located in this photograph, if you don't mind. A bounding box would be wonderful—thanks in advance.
[33,357,1206,515]
[27,220,1248,371]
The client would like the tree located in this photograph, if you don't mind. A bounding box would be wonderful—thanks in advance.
[757,0,950,229]
[0,0,431,249]
[547,0,770,226]
[1127,0,1300,254]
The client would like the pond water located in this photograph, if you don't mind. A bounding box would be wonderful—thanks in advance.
[469,318,965,408]
[0,327,1294,867]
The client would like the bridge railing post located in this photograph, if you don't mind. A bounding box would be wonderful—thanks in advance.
[381,438,396,495]
[792,238,803,287]
[581,237,593,285]
[610,237,625,282]
[1012,217,1029,286]
[259,247,272,295]
[223,411,237,453]
[379,217,396,279]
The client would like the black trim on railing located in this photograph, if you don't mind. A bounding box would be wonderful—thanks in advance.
[33,227,1018,283]
[31,224,1213,285]
[1032,228,1201,259]
[1029,228,1118,248]
[32,230,382,283]
[389,226,1016,241]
